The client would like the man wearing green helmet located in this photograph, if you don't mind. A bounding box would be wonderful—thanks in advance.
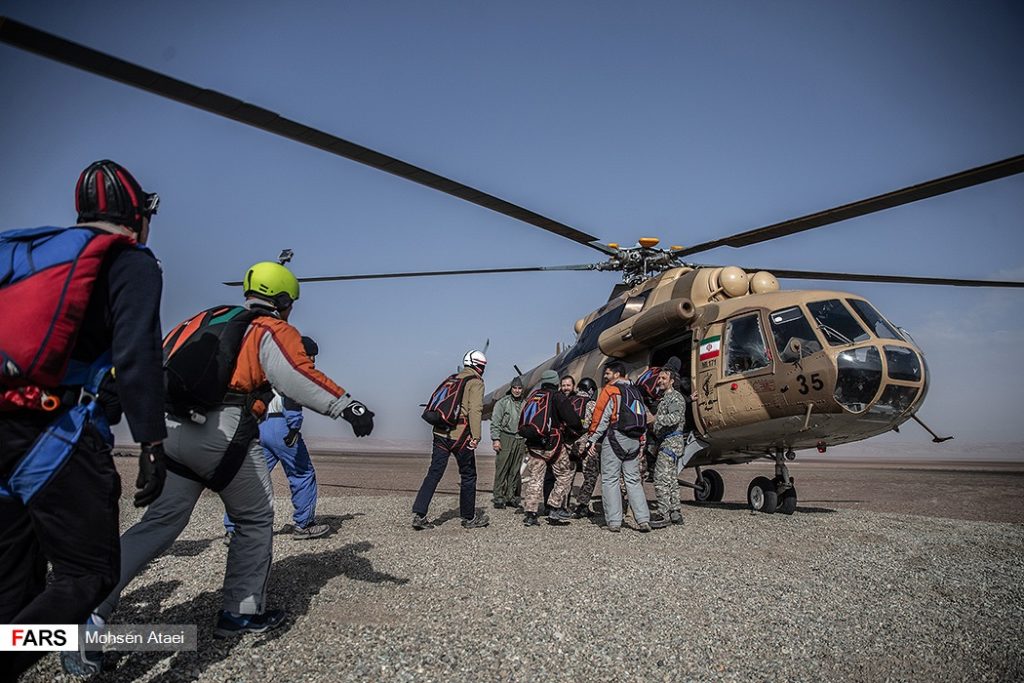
[75,260,375,651]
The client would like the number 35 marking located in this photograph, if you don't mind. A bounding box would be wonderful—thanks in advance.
[796,373,823,394]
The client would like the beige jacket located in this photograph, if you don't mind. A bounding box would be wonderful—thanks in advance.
[433,367,484,442]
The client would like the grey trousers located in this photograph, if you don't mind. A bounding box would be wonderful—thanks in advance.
[96,408,275,618]
[600,434,650,527]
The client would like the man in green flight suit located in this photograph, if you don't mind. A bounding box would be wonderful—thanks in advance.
[489,376,526,509]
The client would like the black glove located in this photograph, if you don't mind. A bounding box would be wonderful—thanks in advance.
[342,401,375,437]
[284,428,301,448]
[135,442,167,508]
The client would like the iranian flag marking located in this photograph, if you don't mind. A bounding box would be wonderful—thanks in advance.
[699,335,721,361]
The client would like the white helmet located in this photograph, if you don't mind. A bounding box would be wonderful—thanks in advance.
[463,350,487,373]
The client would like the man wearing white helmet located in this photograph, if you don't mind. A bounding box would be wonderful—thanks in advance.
[412,350,489,529]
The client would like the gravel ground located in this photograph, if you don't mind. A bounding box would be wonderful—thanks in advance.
[24,493,1024,683]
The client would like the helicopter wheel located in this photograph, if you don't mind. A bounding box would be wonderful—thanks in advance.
[747,476,778,514]
[779,486,798,515]
[692,469,724,503]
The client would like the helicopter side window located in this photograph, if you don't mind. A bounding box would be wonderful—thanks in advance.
[768,306,822,361]
[806,299,870,346]
[724,314,771,376]
[562,304,625,364]
[848,299,902,340]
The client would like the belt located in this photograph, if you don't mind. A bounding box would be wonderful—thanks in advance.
[266,412,286,418]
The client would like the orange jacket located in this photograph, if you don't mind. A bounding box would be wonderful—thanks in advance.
[588,383,621,435]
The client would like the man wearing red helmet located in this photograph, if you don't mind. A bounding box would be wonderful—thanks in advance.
[0,160,166,681]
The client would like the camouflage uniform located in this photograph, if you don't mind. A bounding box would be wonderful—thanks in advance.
[652,388,687,515]
[572,399,599,508]
[521,442,573,513]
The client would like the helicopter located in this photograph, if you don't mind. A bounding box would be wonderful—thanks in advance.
[3,17,1023,515]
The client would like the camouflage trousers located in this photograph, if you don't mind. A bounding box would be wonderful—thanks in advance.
[574,442,648,509]
[654,450,681,513]
[521,444,573,513]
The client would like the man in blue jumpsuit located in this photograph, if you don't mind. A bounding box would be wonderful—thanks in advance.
[225,336,329,541]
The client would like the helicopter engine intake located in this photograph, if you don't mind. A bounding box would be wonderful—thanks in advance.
[598,298,695,357]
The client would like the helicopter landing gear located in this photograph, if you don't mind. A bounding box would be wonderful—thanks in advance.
[685,467,724,503]
[747,449,797,514]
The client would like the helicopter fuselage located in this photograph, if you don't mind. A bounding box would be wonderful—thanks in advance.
[485,266,927,463]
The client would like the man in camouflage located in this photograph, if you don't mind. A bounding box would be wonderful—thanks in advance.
[489,376,526,508]
[571,378,600,517]
[650,366,692,526]
[521,370,582,526]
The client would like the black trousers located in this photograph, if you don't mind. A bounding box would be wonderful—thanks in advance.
[0,427,122,681]
[412,434,477,520]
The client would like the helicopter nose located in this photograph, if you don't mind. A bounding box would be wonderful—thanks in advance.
[834,343,927,420]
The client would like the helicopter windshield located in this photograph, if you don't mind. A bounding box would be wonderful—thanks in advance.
[724,313,771,375]
[768,306,823,360]
[848,299,902,340]
[807,299,870,346]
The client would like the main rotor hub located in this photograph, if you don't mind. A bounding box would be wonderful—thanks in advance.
[595,239,689,286]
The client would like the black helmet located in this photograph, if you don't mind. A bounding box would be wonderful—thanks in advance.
[301,336,319,359]
[75,160,159,232]
[578,377,598,397]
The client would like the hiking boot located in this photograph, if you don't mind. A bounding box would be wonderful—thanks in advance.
[214,609,287,638]
[573,504,594,518]
[222,530,234,546]
[411,514,432,530]
[523,512,539,527]
[548,507,573,522]
[509,497,521,507]
[493,500,507,510]
[605,524,621,533]
[292,523,330,540]
[637,522,652,533]
[669,510,684,525]
[461,513,490,529]
[649,513,669,529]
[61,649,103,676]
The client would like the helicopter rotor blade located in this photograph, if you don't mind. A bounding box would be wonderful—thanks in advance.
[223,263,600,286]
[745,267,1024,288]
[0,16,609,254]
[677,154,1024,257]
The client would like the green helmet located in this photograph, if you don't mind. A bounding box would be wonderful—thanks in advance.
[243,261,300,310]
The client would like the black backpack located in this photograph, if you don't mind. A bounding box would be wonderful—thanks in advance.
[422,374,470,429]
[162,305,268,418]
[568,394,588,422]
[613,382,648,438]
[636,366,663,405]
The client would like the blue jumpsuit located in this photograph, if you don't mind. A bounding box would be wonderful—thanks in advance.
[225,392,318,531]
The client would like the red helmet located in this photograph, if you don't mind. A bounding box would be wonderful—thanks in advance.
[75,160,158,232]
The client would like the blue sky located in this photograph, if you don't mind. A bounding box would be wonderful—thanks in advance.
[2,1,1022,446]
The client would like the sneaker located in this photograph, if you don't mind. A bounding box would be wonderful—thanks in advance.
[509,497,521,507]
[637,522,652,533]
[493,500,507,509]
[292,523,330,540]
[548,507,572,522]
[649,513,669,529]
[411,514,432,530]
[461,513,490,529]
[61,649,103,676]
[214,609,287,638]
[605,525,621,533]
[669,510,684,525]
[573,504,594,518]
[523,512,539,527]
[223,531,234,546]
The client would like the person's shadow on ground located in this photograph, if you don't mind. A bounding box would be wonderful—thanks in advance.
[94,541,407,682]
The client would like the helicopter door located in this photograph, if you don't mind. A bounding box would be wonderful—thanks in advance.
[698,312,776,431]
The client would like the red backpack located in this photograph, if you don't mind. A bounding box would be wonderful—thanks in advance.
[0,226,135,404]
[422,374,471,429]
[518,387,564,451]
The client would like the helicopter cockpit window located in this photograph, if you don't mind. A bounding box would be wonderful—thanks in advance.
[848,299,902,340]
[768,306,823,361]
[806,299,870,346]
[724,314,771,376]
[563,304,625,364]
